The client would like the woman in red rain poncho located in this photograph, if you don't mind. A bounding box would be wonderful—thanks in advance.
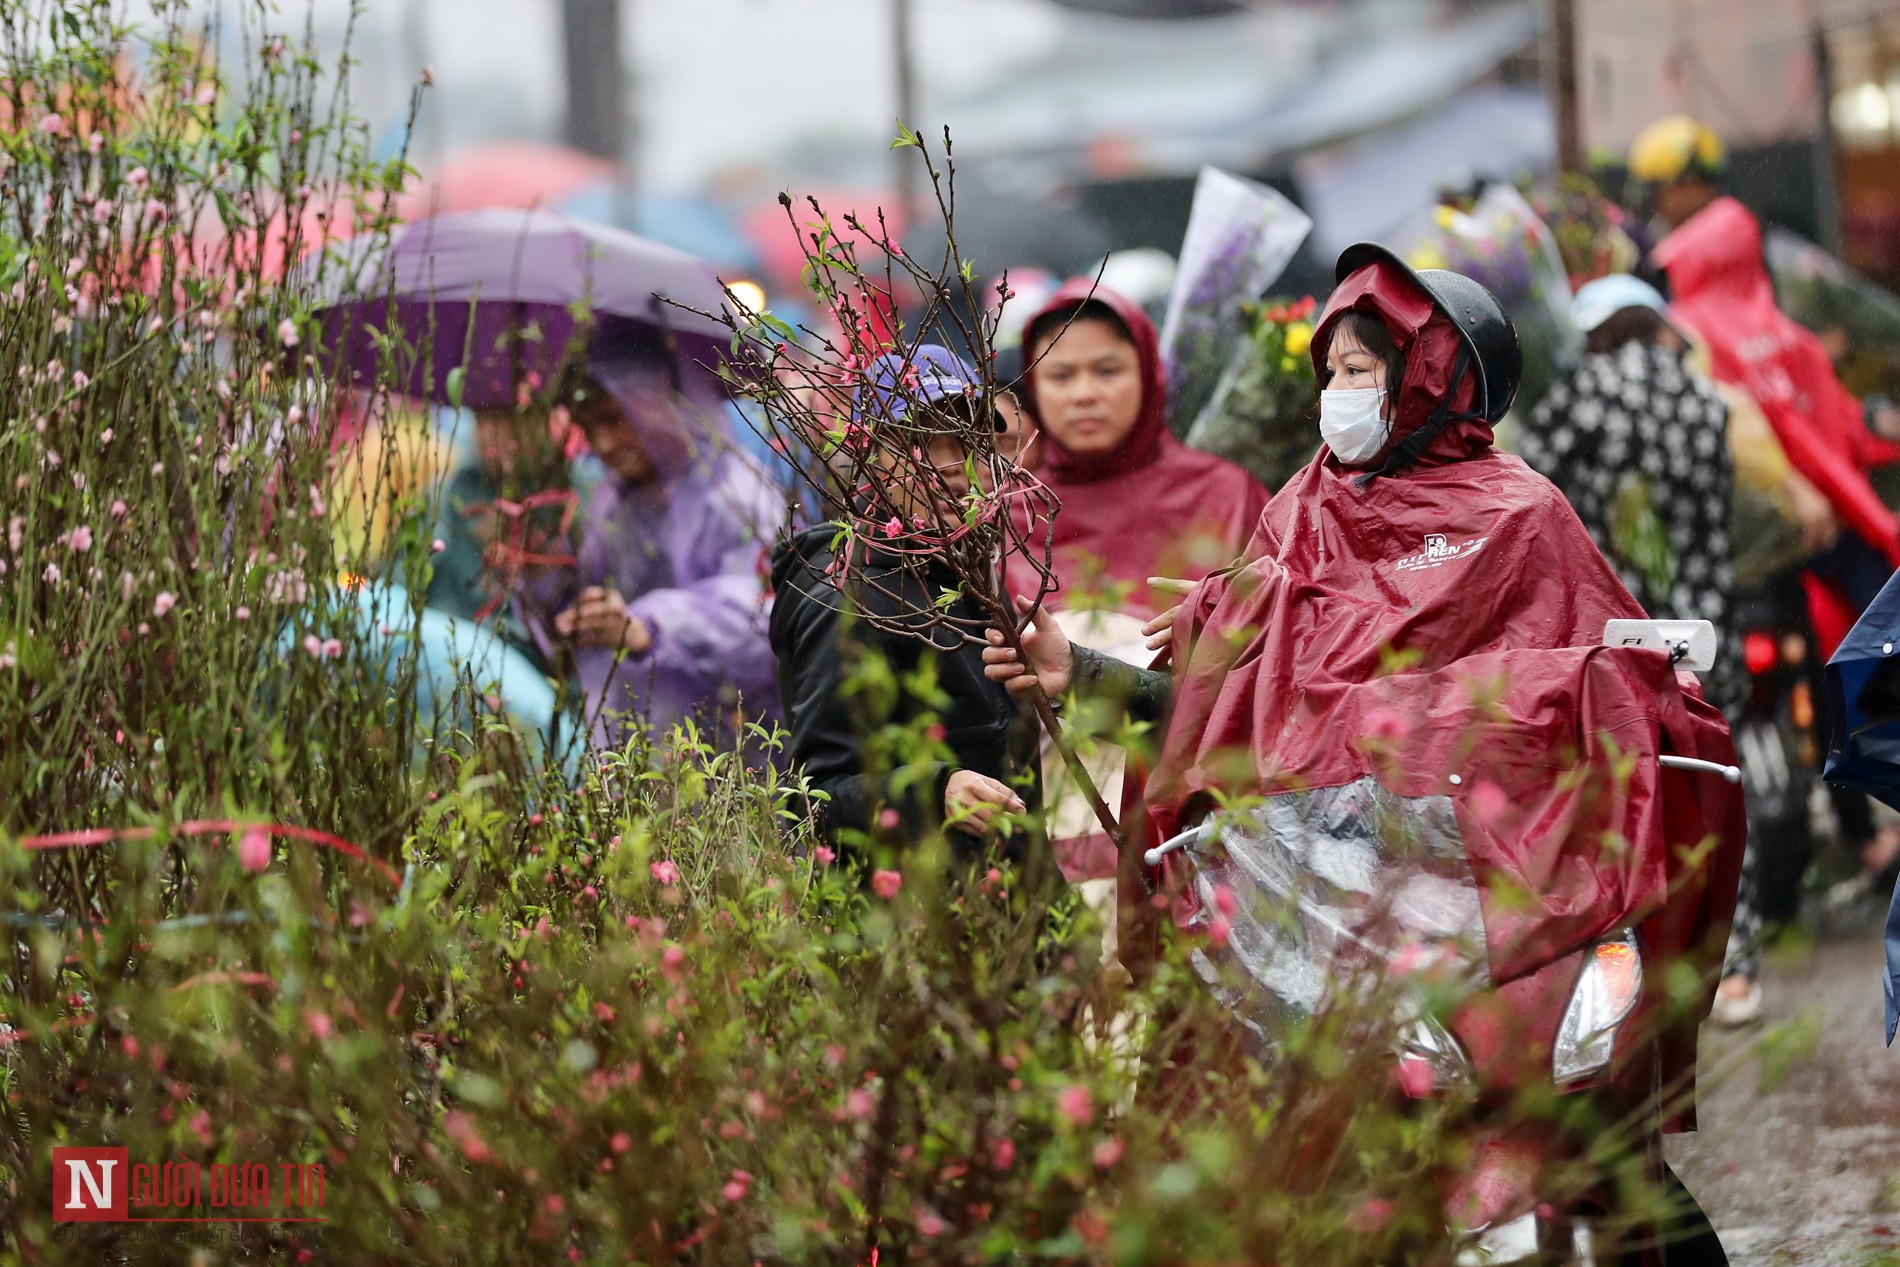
[1004,281,1268,884]
[989,245,1745,1125]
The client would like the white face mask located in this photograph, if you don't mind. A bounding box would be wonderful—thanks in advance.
[1318,387,1390,466]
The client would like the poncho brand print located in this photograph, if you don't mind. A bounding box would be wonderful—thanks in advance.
[1393,533,1490,573]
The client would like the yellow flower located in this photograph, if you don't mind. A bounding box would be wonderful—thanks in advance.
[1283,322,1313,358]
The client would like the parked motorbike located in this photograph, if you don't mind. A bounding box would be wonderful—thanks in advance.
[1146,621,1738,1265]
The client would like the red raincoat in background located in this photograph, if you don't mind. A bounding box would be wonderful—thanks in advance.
[1655,196,1900,568]
[1140,259,1745,1114]
[1005,281,1268,618]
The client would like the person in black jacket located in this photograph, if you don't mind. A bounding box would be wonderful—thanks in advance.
[768,345,1038,857]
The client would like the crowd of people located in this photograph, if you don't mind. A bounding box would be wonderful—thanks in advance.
[392,114,1900,1038]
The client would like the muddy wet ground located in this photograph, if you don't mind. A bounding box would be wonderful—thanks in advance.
[1668,901,1900,1265]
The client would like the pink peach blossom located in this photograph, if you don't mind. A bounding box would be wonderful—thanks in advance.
[152,591,175,617]
[236,827,271,873]
[443,1109,494,1162]
[1056,1084,1093,1126]
[1363,706,1411,744]
[649,859,680,886]
[1467,780,1509,828]
[871,869,902,899]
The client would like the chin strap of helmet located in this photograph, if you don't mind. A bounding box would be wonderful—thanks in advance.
[1355,342,1482,488]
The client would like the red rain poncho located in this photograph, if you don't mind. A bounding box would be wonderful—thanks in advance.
[1141,260,1744,1099]
[1006,281,1268,618]
[1655,196,1900,566]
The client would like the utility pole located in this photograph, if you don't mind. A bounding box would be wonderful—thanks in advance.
[562,0,629,167]
[1550,0,1583,174]
[1812,18,1844,254]
[893,0,918,211]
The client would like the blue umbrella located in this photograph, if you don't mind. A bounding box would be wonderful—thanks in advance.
[559,188,761,275]
[1822,568,1900,1042]
[286,582,581,777]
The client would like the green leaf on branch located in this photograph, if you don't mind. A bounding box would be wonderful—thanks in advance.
[891,121,920,150]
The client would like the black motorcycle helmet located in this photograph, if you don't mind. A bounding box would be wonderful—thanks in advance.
[1334,242,1523,425]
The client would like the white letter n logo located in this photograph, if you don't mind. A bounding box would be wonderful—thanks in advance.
[64,1158,115,1211]
[52,1148,127,1221]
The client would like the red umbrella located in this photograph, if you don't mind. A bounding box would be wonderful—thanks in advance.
[398,142,619,220]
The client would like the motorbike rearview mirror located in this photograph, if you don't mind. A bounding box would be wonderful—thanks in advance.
[1602,618,1717,672]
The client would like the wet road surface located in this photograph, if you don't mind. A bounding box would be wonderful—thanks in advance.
[1669,904,1900,1265]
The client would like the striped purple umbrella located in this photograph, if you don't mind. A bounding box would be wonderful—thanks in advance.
[304,209,737,409]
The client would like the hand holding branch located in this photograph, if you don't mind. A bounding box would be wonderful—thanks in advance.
[982,596,1073,697]
[555,586,653,654]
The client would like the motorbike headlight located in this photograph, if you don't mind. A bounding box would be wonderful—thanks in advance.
[1552,931,1642,1084]
[1398,1011,1476,1095]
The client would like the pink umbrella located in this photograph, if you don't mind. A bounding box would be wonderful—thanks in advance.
[398,142,619,220]
[741,186,908,291]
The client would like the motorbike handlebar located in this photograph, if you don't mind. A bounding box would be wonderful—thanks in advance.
[1141,755,1742,867]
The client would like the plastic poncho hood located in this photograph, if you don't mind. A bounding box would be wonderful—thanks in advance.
[1010,281,1268,617]
[1022,280,1171,483]
[1654,196,1900,564]
[587,346,736,484]
[1309,257,1489,470]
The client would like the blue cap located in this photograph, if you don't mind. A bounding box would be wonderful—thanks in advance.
[1571,274,1668,334]
[856,345,983,427]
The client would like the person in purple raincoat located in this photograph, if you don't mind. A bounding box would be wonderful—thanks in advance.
[552,344,785,750]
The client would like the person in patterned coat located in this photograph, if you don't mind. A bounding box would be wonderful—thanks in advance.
[1519,275,1740,713]
[1520,273,1767,1025]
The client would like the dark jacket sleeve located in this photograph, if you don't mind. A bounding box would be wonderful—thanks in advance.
[773,580,951,845]
[1071,645,1172,727]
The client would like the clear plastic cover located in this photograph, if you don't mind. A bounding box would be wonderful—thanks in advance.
[1183,777,1490,1048]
